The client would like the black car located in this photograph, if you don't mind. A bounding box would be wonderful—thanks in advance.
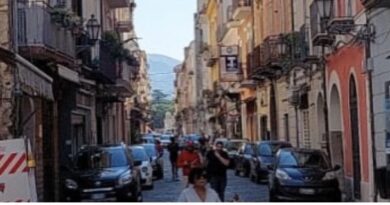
[268,148,341,202]
[249,141,292,183]
[142,143,164,180]
[234,142,256,177]
[62,144,143,202]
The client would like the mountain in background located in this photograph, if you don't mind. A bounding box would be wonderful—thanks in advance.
[147,54,181,99]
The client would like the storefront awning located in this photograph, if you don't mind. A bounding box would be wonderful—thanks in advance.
[16,54,54,100]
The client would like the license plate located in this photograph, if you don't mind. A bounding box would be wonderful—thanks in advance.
[299,188,315,195]
[91,193,105,200]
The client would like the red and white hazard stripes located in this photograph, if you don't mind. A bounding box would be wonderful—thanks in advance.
[0,153,28,176]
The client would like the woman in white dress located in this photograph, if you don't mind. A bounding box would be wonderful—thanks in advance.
[178,168,221,202]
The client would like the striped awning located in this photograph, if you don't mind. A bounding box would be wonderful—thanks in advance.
[1,46,54,100]
[16,55,54,100]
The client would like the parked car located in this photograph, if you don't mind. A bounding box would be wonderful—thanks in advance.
[249,141,292,183]
[160,135,173,148]
[130,145,154,190]
[142,136,155,144]
[141,143,164,180]
[234,142,256,177]
[63,144,143,202]
[268,148,341,202]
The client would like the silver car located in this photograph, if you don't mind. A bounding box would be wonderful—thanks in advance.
[130,146,154,190]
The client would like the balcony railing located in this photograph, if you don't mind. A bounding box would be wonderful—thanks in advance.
[97,42,118,83]
[17,2,76,63]
[232,0,252,20]
[107,0,130,9]
[116,20,133,33]
[206,45,219,67]
[250,29,309,77]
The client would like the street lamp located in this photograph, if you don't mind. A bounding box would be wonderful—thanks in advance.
[86,15,101,44]
[315,0,333,32]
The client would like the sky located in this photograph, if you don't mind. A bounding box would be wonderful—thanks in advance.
[134,0,197,61]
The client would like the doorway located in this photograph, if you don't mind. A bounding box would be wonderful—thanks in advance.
[349,76,361,200]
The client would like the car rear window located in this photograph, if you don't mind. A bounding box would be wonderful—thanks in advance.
[143,144,157,157]
[278,151,330,170]
[75,148,128,170]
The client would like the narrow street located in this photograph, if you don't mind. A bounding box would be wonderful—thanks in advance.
[143,150,269,202]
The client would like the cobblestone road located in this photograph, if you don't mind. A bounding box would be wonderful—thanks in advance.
[143,151,269,202]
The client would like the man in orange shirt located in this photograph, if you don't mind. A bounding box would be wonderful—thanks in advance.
[177,142,203,186]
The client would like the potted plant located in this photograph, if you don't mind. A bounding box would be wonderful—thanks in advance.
[50,5,68,25]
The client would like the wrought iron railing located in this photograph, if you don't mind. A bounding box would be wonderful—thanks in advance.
[17,1,76,58]
[232,0,252,11]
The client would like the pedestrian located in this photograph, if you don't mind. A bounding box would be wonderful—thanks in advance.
[177,168,221,202]
[177,141,203,187]
[155,139,164,158]
[205,141,230,202]
[167,136,180,181]
[198,134,208,157]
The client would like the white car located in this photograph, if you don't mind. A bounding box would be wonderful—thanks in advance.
[130,145,154,190]
[160,135,173,147]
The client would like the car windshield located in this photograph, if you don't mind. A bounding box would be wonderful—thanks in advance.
[259,143,291,156]
[74,147,128,170]
[142,144,157,157]
[161,135,171,141]
[226,141,243,151]
[131,147,148,162]
[278,151,331,170]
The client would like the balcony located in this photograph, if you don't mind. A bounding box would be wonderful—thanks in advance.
[205,45,219,67]
[260,34,290,68]
[107,0,130,9]
[327,15,355,35]
[232,0,252,20]
[361,0,390,9]
[250,30,310,79]
[17,2,76,65]
[310,1,335,46]
[116,20,133,33]
[94,42,118,84]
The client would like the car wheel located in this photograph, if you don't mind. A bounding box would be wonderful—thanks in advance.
[269,190,278,202]
[244,167,250,177]
[137,191,143,202]
[249,173,255,182]
[234,169,239,176]
[145,183,154,190]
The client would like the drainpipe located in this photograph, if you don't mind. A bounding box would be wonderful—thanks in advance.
[366,10,378,202]
[322,45,331,160]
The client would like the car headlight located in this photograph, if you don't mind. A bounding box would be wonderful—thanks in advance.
[117,171,133,186]
[142,167,148,173]
[65,179,78,190]
[276,169,292,180]
[322,171,337,180]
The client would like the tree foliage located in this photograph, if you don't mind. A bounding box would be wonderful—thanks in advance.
[151,89,173,129]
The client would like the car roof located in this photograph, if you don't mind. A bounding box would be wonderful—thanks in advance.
[279,147,324,153]
[256,141,292,145]
[141,143,155,147]
[130,145,144,149]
